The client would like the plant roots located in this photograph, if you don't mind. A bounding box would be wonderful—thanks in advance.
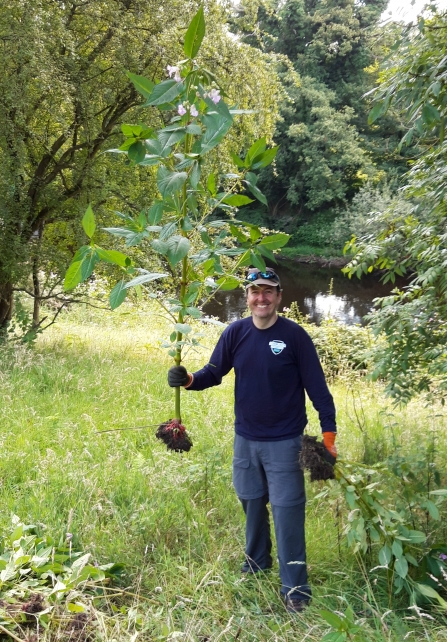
[300,435,335,482]
[156,419,193,453]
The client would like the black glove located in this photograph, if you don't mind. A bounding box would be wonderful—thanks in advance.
[168,365,190,387]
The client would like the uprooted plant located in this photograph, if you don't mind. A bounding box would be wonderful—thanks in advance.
[64,6,288,451]
[0,516,124,640]
[310,448,447,610]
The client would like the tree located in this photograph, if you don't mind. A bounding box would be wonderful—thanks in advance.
[233,0,393,219]
[0,0,278,334]
[344,8,447,403]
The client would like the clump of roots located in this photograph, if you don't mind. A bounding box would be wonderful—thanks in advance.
[299,435,336,482]
[156,419,193,453]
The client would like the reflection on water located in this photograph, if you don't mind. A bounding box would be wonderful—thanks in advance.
[203,260,405,326]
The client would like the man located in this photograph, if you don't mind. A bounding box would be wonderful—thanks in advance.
[168,267,337,613]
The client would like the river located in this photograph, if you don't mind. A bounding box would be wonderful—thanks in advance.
[203,260,404,326]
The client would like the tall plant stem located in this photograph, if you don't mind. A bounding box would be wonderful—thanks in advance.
[173,133,192,421]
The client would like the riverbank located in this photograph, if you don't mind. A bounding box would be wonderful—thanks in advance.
[279,244,350,268]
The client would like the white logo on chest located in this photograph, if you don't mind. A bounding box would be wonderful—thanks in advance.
[269,340,286,355]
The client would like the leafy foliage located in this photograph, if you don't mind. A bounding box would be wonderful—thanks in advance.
[0,516,123,638]
[233,0,405,224]
[0,0,279,335]
[65,7,287,424]
[344,8,447,403]
[317,451,447,609]
[283,303,374,379]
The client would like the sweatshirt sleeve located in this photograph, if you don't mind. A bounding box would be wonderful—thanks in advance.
[298,329,337,433]
[187,328,234,391]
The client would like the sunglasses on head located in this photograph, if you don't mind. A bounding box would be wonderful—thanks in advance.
[246,270,279,282]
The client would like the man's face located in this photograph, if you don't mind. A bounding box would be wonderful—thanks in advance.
[246,284,282,323]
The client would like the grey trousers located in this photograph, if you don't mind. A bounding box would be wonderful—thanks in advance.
[233,434,311,599]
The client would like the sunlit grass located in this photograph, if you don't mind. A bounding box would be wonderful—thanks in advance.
[1,303,446,640]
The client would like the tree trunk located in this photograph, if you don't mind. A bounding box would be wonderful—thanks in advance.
[32,258,40,327]
[0,282,13,329]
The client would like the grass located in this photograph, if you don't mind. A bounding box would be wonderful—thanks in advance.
[280,245,348,261]
[1,302,447,641]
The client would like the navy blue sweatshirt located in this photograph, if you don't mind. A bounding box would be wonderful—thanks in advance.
[188,316,336,441]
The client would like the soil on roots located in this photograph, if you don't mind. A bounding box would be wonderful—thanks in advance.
[156,419,193,452]
[299,435,335,482]
[21,593,45,614]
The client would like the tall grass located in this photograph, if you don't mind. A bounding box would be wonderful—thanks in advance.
[1,303,446,640]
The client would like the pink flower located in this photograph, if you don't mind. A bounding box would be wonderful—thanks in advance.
[178,104,187,116]
[209,88,221,104]
[190,105,198,117]
[167,65,181,82]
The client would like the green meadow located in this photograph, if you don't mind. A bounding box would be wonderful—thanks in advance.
[1,304,446,641]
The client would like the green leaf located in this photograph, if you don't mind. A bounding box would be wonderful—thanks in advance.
[64,248,99,291]
[222,194,254,207]
[250,250,266,271]
[128,141,146,164]
[145,80,184,106]
[245,137,266,168]
[259,233,289,250]
[407,530,426,543]
[185,306,202,319]
[392,540,403,558]
[321,633,347,642]
[174,323,192,334]
[394,556,408,579]
[96,248,129,267]
[429,489,447,495]
[160,221,178,240]
[126,72,155,99]
[245,181,267,205]
[121,124,141,137]
[165,236,191,266]
[157,166,188,197]
[216,276,240,290]
[190,161,201,189]
[421,102,441,126]
[139,155,162,167]
[425,500,440,520]
[82,205,95,239]
[379,544,392,566]
[125,272,168,288]
[250,146,279,169]
[148,201,164,225]
[186,123,202,135]
[184,6,205,58]
[319,610,344,629]
[207,173,216,196]
[151,239,169,255]
[158,128,186,152]
[405,553,419,566]
[416,583,447,607]
[231,152,245,168]
[109,280,127,310]
[67,603,86,613]
[257,244,276,262]
[203,94,232,120]
[200,113,233,154]
[368,102,385,125]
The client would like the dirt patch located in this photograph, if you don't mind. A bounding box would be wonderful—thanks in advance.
[64,613,95,642]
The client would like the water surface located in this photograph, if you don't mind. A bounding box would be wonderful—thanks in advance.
[203,261,404,325]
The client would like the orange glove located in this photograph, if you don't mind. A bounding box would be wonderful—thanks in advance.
[323,432,337,458]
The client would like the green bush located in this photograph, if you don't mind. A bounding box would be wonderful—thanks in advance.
[283,302,374,379]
